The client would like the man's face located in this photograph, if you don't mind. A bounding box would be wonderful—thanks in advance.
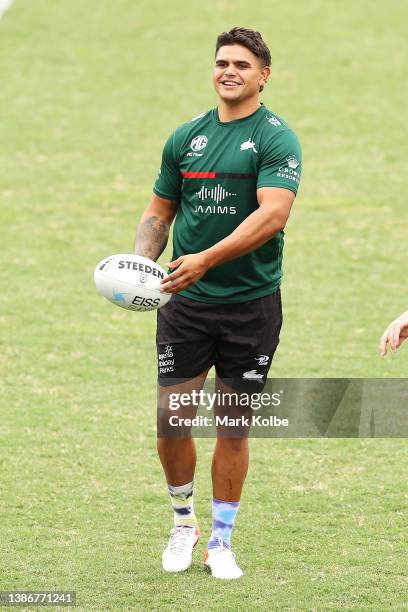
[213,44,270,104]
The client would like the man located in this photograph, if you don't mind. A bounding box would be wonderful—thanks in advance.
[135,27,302,579]
[380,310,408,355]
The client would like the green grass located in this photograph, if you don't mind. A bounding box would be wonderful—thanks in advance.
[1,1,407,609]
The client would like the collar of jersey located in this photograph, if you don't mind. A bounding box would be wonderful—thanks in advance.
[213,103,265,127]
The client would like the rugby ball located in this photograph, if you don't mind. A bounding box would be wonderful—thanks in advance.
[94,254,171,311]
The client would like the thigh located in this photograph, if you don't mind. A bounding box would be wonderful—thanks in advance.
[157,294,217,385]
[157,370,210,438]
[215,290,283,392]
[213,376,252,439]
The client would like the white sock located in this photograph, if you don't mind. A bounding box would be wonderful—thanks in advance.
[168,480,198,527]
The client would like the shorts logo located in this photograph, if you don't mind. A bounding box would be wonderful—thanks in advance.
[162,345,173,358]
[254,355,269,366]
[159,345,174,374]
[190,135,208,152]
[242,369,264,382]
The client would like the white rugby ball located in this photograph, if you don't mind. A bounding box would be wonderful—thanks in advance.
[94,254,171,312]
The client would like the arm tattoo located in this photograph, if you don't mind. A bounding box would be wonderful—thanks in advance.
[135,216,170,261]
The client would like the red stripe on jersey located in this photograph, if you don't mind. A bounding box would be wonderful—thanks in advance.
[181,172,216,178]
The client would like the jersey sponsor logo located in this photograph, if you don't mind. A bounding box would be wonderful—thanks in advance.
[194,204,236,215]
[190,135,208,152]
[287,155,300,169]
[277,155,301,185]
[240,138,258,153]
[267,115,281,127]
[194,184,237,215]
[196,184,237,204]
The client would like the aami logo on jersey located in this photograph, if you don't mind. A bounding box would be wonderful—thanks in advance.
[194,184,237,215]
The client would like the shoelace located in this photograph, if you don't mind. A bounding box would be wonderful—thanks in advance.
[212,537,237,562]
[168,526,195,555]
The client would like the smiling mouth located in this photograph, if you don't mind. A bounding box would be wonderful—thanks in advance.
[220,81,241,88]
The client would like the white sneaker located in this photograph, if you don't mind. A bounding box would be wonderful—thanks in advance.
[162,525,200,572]
[204,538,243,579]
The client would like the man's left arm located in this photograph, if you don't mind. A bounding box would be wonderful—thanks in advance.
[160,187,295,293]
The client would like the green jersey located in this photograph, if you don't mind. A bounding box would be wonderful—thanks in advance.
[153,103,302,304]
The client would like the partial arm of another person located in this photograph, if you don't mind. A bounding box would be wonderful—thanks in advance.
[380,310,408,356]
[160,187,295,293]
[134,193,178,261]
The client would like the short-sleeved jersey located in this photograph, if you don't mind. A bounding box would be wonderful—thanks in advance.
[153,103,302,304]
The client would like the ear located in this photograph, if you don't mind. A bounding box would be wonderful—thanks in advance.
[259,65,271,89]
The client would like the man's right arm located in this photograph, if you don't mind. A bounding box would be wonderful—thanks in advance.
[134,193,178,262]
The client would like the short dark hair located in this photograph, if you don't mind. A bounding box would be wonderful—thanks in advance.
[215,27,271,67]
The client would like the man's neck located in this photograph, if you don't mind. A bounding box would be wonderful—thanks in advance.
[217,98,261,123]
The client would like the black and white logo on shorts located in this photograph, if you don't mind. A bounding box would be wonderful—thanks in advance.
[159,345,175,374]
[242,370,264,382]
[255,355,269,366]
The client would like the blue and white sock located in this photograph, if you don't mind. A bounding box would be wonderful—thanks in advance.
[208,498,240,549]
[168,481,198,527]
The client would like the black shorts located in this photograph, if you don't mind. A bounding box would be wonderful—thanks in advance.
[156,290,282,392]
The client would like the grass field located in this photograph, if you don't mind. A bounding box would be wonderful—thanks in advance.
[1,1,407,610]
